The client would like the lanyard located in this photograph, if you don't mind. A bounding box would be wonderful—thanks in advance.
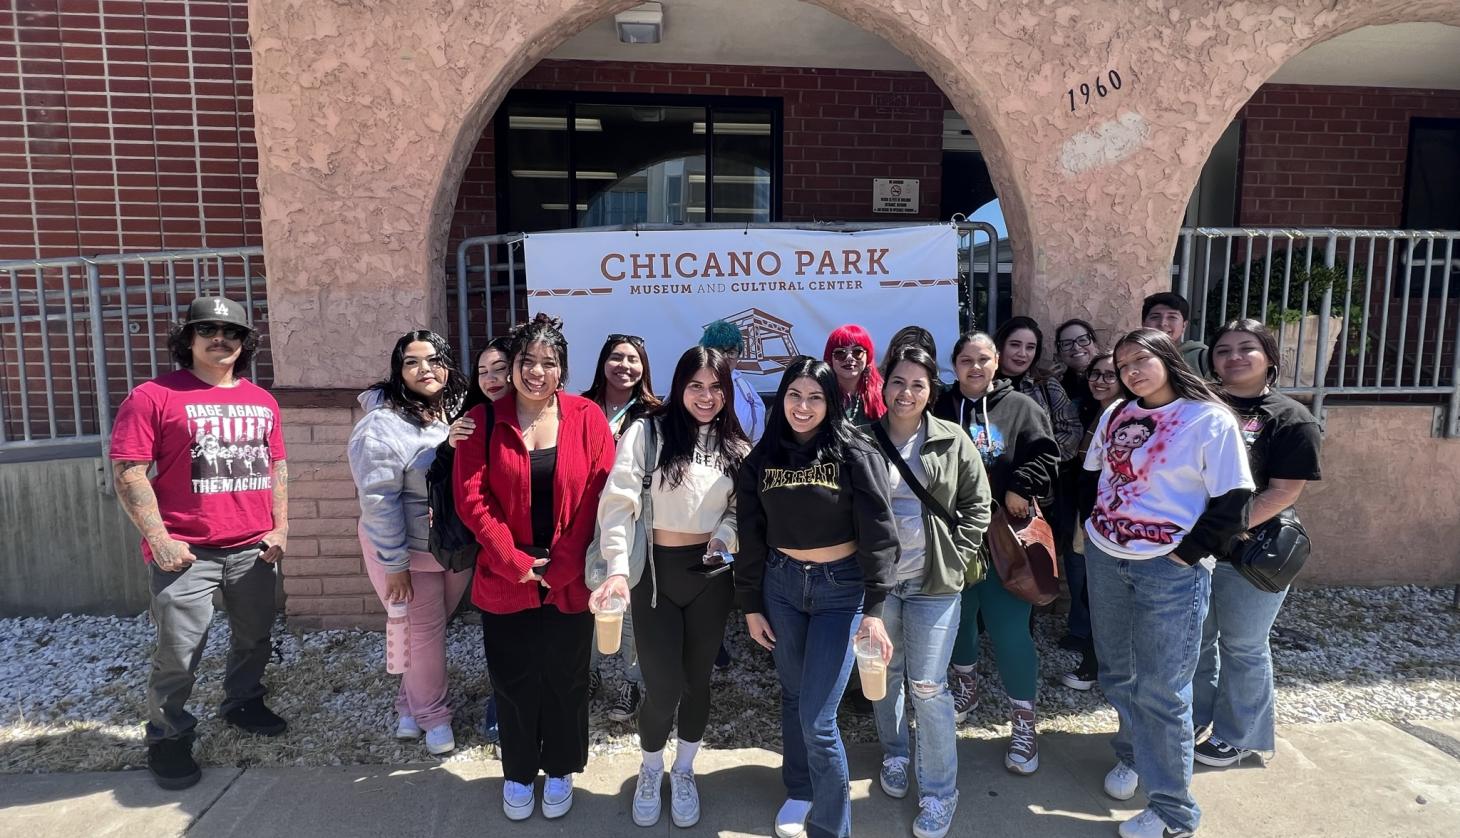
[608,398,637,427]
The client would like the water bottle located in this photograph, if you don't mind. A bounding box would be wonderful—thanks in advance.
[385,601,410,675]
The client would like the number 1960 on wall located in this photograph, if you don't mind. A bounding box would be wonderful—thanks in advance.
[1067,70,1123,112]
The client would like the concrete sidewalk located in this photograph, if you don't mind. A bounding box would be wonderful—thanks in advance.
[4,721,1458,837]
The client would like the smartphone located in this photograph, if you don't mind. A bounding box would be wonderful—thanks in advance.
[689,550,734,578]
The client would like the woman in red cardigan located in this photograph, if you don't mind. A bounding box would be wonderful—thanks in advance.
[453,314,615,822]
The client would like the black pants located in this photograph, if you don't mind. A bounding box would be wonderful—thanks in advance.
[480,603,593,783]
[631,543,735,752]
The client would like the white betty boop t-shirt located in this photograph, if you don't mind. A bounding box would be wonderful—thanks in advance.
[1083,397,1254,562]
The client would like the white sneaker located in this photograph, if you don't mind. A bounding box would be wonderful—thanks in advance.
[774,798,812,837]
[1118,807,1193,838]
[502,780,534,821]
[669,768,700,828]
[424,723,455,755]
[1104,761,1140,801]
[395,715,422,740]
[542,775,574,819]
[632,764,663,827]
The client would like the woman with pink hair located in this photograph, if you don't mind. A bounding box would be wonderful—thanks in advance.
[822,324,886,426]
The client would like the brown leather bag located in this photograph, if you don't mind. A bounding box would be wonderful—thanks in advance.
[987,501,1060,606]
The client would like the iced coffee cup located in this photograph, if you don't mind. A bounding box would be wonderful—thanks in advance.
[854,635,888,702]
[593,592,627,655]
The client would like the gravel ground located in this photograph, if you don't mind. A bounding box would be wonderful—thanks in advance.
[2,585,1458,774]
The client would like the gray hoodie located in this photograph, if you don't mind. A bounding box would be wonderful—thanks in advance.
[346,389,449,572]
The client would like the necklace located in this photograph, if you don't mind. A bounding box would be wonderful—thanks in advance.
[520,394,558,437]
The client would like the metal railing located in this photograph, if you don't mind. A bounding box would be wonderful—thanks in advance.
[450,220,1004,367]
[1174,227,1460,436]
[0,247,268,454]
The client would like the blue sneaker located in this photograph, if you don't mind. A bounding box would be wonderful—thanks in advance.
[478,695,499,744]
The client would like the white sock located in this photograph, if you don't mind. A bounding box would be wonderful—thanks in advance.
[777,798,812,825]
[953,663,975,675]
[672,739,700,772]
[1011,698,1035,711]
[641,748,664,771]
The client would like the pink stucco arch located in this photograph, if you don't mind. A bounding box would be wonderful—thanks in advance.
[249,0,1460,389]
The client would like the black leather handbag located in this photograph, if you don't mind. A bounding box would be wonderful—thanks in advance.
[1232,507,1310,593]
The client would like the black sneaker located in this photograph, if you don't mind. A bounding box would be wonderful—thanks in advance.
[714,643,733,672]
[1057,633,1088,652]
[148,738,201,790]
[1193,736,1250,768]
[607,682,641,723]
[1060,650,1098,691]
[841,684,874,717]
[588,669,602,700]
[223,697,288,736]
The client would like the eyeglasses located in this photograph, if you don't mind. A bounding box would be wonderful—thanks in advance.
[1086,369,1118,384]
[194,323,248,341]
[1056,334,1094,352]
[831,346,867,361]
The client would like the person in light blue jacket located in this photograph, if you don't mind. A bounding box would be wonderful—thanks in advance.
[347,330,471,756]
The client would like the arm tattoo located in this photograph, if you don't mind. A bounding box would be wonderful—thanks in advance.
[113,460,167,543]
[270,458,289,529]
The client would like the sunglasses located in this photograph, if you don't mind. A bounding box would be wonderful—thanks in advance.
[608,333,644,344]
[194,323,248,341]
[1086,369,1118,384]
[1056,334,1094,352]
[831,346,867,361]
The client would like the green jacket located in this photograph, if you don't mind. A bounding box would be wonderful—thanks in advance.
[879,414,993,595]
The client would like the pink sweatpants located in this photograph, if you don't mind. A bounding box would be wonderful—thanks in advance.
[361,531,472,731]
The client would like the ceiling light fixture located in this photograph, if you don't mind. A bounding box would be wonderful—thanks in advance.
[615,2,663,45]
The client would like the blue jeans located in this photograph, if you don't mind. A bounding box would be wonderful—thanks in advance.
[872,579,961,802]
[1085,542,1211,834]
[1193,561,1287,752]
[763,550,864,838]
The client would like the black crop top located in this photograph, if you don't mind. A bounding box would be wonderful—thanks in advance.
[735,435,899,617]
[529,447,557,550]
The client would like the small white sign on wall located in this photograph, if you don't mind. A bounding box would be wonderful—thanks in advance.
[872,178,919,214]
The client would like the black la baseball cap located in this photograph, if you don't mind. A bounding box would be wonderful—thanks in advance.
[184,297,253,332]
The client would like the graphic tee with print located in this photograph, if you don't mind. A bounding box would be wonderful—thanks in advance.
[110,370,286,561]
[1082,397,1253,561]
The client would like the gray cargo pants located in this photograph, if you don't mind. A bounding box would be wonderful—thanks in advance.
[146,543,276,744]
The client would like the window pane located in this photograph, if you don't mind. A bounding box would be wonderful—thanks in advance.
[575,104,707,226]
[711,108,773,223]
[503,102,572,231]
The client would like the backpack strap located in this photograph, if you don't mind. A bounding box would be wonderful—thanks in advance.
[871,422,959,527]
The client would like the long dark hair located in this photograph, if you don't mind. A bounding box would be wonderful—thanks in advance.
[759,356,860,464]
[1210,318,1280,386]
[653,347,749,489]
[581,333,661,412]
[168,322,260,374]
[1111,328,1223,405]
[508,313,569,386]
[881,343,941,412]
[366,330,467,426]
[463,337,512,413]
[993,315,1046,379]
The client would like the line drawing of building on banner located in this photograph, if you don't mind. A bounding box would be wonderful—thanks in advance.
[715,308,800,373]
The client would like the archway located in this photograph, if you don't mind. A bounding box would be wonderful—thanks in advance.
[438,0,1023,347]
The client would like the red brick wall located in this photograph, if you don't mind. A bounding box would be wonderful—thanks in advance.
[448,59,948,251]
[1236,83,1460,228]
[1,0,260,260]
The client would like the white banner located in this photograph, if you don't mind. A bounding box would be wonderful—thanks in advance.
[523,225,960,394]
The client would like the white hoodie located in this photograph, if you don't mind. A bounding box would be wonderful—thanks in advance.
[346,389,449,572]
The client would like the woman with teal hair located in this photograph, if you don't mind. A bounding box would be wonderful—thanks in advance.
[699,320,764,444]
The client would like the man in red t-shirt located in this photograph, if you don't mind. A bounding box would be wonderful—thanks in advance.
[110,296,290,791]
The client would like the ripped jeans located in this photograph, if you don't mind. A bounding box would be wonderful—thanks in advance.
[871,577,961,802]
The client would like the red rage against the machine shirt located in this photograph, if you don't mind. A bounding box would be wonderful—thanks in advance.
[110,370,287,561]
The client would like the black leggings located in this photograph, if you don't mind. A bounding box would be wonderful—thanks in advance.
[631,543,735,752]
